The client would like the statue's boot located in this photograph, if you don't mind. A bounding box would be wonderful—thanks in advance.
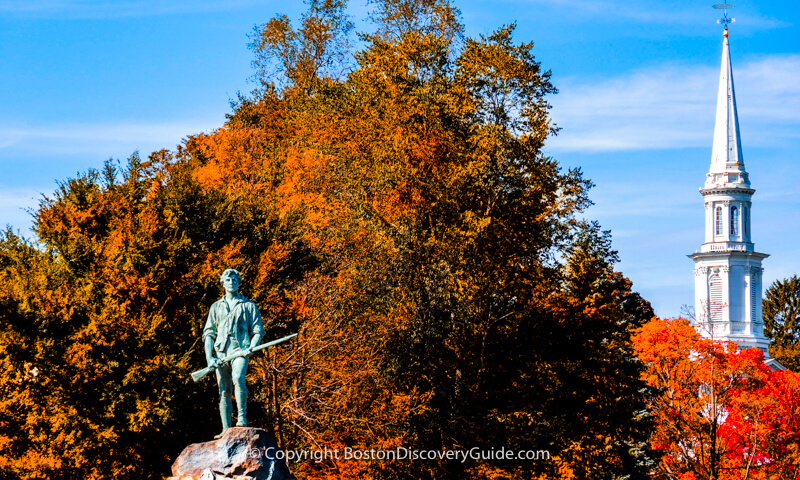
[215,396,233,439]
[235,385,247,427]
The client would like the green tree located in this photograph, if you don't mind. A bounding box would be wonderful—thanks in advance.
[763,275,800,371]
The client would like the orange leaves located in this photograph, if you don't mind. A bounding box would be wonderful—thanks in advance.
[189,127,277,196]
[197,240,246,284]
[634,316,702,366]
[277,147,340,227]
[1,2,633,479]
[253,243,290,290]
[634,317,769,391]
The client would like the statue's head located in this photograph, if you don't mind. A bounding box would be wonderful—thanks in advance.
[220,268,241,294]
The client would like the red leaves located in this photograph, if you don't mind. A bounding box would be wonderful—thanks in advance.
[723,369,800,476]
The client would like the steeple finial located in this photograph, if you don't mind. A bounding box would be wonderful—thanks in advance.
[714,4,736,29]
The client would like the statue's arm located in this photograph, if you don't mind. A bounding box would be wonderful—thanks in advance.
[202,307,218,366]
[248,305,265,352]
[204,336,217,367]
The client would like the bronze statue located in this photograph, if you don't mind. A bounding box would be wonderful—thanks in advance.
[201,269,265,438]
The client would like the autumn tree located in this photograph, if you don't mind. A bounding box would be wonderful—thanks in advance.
[235,0,656,478]
[249,0,353,90]
[632,317,795,480]
[1,1,656,479]
[723,369,800,479]
[0,153,308,479]
[763,275,800,370]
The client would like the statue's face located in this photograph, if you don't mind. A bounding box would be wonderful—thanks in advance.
[223,275,240,294]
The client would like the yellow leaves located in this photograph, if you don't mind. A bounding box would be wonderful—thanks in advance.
[368,0,462,47]
[127,398,161,433]
[251,0,351,90]
[257,15,295,56]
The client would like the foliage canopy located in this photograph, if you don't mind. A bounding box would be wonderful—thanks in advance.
[0,1,655,478]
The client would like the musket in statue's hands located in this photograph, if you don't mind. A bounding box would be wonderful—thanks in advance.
[191,333,297,383]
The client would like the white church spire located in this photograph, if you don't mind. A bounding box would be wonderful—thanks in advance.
[710,29,744,170]
[689,24,782,368]
[706,27,749,189]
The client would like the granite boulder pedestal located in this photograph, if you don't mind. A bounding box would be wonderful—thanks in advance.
[169,427,295,480]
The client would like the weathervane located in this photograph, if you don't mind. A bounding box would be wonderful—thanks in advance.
[713,4,735,29]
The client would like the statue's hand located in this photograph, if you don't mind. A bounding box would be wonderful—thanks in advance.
[243,348,254,357]
[207,357,220,368]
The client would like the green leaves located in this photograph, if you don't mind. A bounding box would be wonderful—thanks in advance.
[764,275,800,371]
[764,275,800,344]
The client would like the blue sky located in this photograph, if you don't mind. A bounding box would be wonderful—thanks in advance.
[1,0,798,317]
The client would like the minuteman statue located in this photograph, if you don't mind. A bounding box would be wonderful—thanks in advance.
[202,268,265,438]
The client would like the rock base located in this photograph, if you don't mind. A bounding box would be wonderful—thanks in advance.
[169,427,295,480]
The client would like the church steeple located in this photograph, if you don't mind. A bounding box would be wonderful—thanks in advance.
[706,27,749,189]
[689,26,780,368]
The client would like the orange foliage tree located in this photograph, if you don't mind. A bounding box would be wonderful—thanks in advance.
[1,1,657,479]
[0,153,308,479]
[723,369,800,478]
[634,317,800,480]
[224,0,657,478]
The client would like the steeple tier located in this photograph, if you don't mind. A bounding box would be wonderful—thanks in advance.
[706,28,749,190]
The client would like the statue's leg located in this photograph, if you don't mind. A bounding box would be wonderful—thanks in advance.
[215,361,234,438]
[232,356,249,427]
